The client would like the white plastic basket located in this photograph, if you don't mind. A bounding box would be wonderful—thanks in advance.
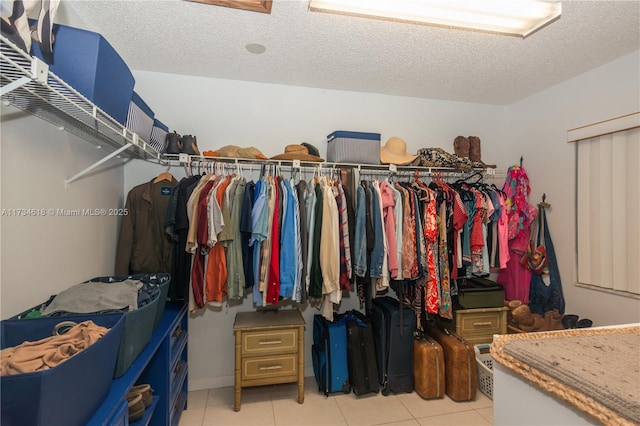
[474,344,493,400]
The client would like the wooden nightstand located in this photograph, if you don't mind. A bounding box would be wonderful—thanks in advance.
[445,306,509,345]
[233,309,306,411]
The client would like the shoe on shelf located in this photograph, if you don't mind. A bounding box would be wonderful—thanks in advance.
[561,314,579,329]
[576,318,593,328]
[165,131,182,154]
[468,136,496,168]
[127,392,145,423]
[129,383,154,407]
[453,136,470,158]
[180,135,200,156]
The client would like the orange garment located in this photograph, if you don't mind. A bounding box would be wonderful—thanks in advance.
[205,175,233,303]
[0,321,108,375]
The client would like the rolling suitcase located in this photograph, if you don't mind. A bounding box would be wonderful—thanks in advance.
[413,332,445,399]
[312,314,351,395]
[368,296,415,395]
[339,310,379,396]
[425,323,477,401]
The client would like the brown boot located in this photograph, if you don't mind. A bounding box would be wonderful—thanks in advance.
[453,136,470,158]
[507,300,523,310]
[512,305,534,327]
[520,314,544,332]
[543,309,565,331]
[468,136,496,168]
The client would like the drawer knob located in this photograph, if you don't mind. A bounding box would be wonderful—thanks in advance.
[258,340,282,345]
[473,322,493,327]
[258,365,283,371]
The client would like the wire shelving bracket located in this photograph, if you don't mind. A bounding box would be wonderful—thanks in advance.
[0,34,165,186]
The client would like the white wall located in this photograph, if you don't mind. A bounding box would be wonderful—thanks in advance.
[507,50,640,327]
[130,71,511,167]
[123,74,510,390]
[0,106,125,318]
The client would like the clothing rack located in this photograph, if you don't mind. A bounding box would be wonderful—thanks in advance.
[162,153,504,180]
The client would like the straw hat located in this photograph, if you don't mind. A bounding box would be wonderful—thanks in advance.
[271,144,324,162]
[214,145,242,158]
[237,146,268,160]
[380,137,417,165]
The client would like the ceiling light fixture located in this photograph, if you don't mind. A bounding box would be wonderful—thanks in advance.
[308,0,561,37]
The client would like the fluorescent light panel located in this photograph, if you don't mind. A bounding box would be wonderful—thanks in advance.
[309,0,562,37]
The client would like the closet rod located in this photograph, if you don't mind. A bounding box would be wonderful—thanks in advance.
[163,154,496,177]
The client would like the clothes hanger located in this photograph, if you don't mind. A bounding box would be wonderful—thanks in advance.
[154,165,174,183]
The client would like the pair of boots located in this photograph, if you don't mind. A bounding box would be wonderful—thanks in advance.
[453,136,496,168]
[509,302,564,332]
[127,384,154,422]
[165,131,200,155]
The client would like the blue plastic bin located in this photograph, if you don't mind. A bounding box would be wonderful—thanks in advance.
[1,312,125,426]
[12,273,170,378]
[31,22,136,125]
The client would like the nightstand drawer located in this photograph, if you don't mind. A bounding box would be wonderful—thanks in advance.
[241,354,297,380]
[242,329,298,355]
[451,307,508,342]
[458,312,503,334]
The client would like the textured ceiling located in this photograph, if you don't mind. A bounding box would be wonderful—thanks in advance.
[56,0,640,105]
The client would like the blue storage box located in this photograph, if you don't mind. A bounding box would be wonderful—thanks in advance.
[126,91,155,144]
[1,312,125,426]
[12,273,170,378]
[327,131,381,164]
[150,119,169,153]
[31,22,135,125]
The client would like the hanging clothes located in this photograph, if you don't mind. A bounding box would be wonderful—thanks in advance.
[527,204,565,316]
[116,176,179,275]
[225,176,247,300]
[148,161,502,317]
[240,180,255,291]
[295,180,309,303]
[166,174,200,301]
[497,165,538,303]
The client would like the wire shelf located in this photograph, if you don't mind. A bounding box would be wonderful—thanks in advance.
[0,34,162,164]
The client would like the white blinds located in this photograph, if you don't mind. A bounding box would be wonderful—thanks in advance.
[575,122,640,295]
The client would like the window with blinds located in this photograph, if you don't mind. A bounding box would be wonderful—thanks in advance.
[569,112,640,297]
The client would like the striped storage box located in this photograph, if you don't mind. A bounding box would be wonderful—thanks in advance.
[150,119,169,153]
[327,131,381,164]
[126,92,154,144]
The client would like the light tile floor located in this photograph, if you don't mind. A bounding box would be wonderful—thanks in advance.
[179,378,493,426]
